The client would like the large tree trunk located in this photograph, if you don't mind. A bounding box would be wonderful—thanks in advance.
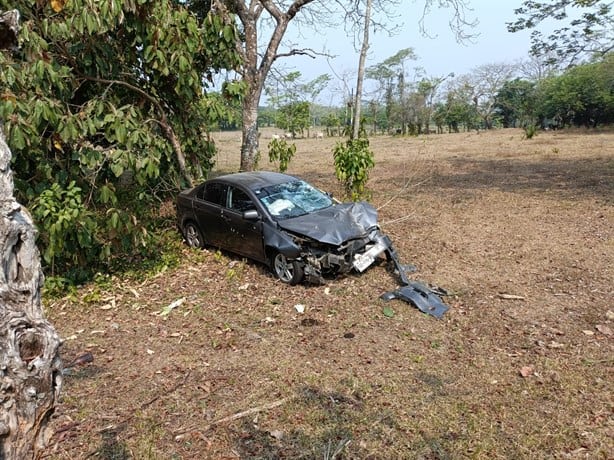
[1,10,63,459]
[240,87,261,172]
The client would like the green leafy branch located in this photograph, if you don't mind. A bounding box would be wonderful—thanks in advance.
[332,138,375,201]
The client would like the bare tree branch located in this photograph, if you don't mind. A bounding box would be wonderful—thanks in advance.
[419,0,478,44]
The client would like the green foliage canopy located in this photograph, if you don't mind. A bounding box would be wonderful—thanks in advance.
[536,55,614,127]
[508,0,614,66]
[276,101,310,136]
[494,79,537,128]
[0,0,241,279]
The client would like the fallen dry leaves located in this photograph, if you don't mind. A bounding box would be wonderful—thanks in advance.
[45,128,613,459]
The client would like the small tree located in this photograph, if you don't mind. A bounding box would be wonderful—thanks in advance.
[333,136,375,201]
[268,138,296,172]
[212,0,327,171]
[276,101,311,137]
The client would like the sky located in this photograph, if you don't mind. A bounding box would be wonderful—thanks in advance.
[275,0,536,104]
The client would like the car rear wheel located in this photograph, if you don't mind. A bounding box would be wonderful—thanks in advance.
[183,222,204,248]
[271,252,304,285]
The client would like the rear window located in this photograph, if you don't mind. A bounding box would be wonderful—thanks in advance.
[200,183,227,206]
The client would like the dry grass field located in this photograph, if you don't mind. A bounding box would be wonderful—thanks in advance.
[45,128,613,459]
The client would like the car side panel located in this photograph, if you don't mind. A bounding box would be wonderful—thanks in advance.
[192,198,225,247]
[220,208,266,262]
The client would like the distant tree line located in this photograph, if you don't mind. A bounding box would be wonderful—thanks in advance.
[496,55,614,130]
[255,52,613,135]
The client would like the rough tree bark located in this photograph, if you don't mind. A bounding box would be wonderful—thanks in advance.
[0,10,63,459]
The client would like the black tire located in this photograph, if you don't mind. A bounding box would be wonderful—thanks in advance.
[183,222,204,248]
[271,251,304,285]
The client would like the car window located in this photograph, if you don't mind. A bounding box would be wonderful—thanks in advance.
[257,180,332,219]
[228,187,256,213]
[201,182,227,206]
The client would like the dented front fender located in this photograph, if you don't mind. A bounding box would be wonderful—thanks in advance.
[262,222,301,259]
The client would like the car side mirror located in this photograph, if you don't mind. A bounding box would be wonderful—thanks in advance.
[243,209,260,221]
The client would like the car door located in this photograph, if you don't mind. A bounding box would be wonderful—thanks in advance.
[193,182,227,247]
[222,186,266,262]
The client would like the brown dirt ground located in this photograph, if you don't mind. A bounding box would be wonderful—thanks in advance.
[45,128,613,459]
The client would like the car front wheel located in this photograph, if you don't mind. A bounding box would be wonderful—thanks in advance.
[271,252,304,285]
[183,222,204,248]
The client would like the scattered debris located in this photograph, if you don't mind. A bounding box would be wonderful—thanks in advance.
[381,282,448,318]
[294,304,305,314]
[382,306,395,318]
[62,352,94,376]
[269,429,284,440]
[300,318,320,327]
[159,297,186,317]
[65,352,94,369]
[497,293,525,300]
[174,397,294,440]
[520,366,534,378]
[261,316,276,325]
[595,325,612,336]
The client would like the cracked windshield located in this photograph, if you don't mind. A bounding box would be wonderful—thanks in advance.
[257,180,332,219]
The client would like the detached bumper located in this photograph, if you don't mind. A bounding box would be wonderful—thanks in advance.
[302,228,451,318]
[380,282,449,318]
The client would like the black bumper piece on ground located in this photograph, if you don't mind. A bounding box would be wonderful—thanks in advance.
[380,242,450,319]
[380,282,449,319]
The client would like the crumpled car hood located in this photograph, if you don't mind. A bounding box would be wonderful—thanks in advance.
[277,202,378,245]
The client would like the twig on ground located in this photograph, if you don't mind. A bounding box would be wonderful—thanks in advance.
[174,396,294,438]
[380,212,416,226]
[139,370,191,410]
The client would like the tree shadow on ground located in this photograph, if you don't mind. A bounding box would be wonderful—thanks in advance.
[228,385,459,459]
[228,386,362,459]
[421,156,613,202]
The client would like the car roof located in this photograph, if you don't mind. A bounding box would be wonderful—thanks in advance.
[211,171,299,191]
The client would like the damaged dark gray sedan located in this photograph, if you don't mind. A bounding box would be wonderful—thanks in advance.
[177,171,451,318]
[176,171,392,285]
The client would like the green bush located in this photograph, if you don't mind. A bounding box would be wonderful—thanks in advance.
[268,138,296,172]
[523,124,538,139]
[332,138,375,200]
[31,181,98,275]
